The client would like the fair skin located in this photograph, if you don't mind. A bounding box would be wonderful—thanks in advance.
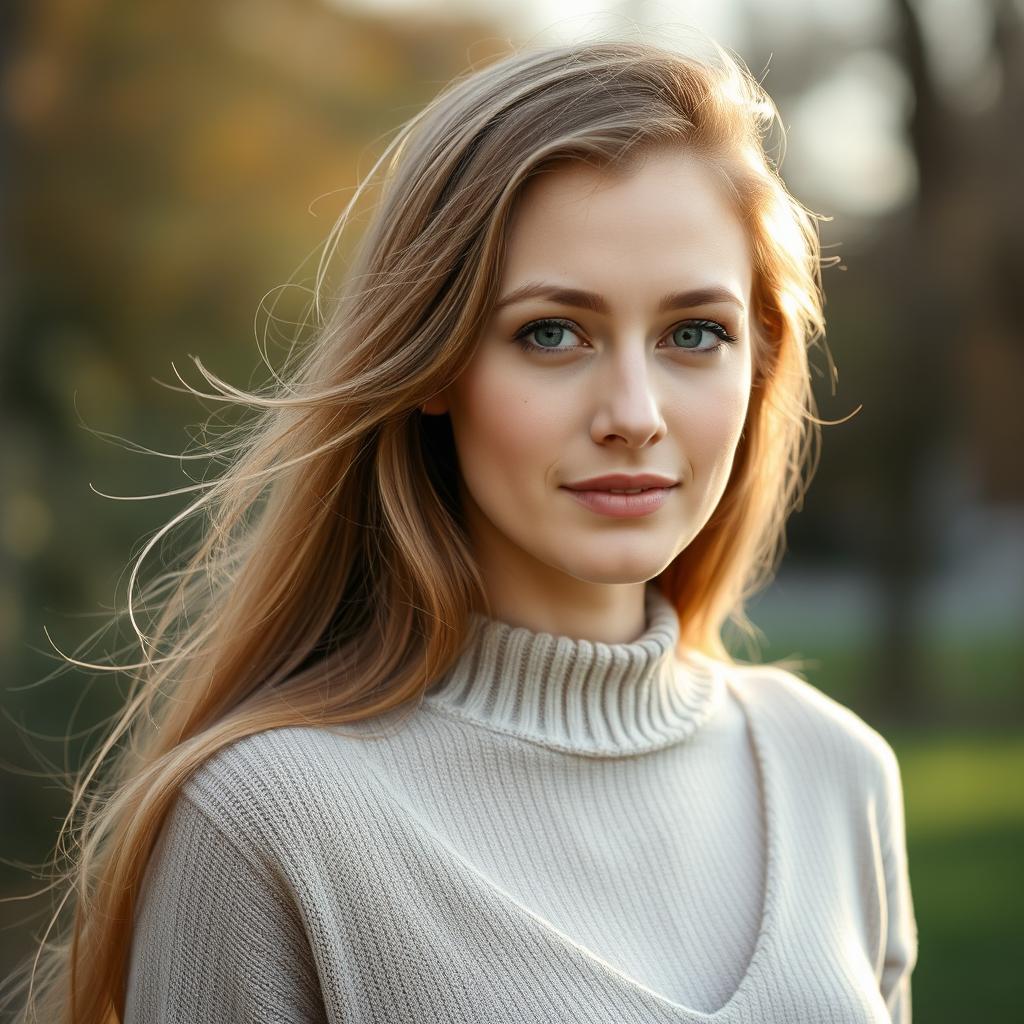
[421,148,754,644]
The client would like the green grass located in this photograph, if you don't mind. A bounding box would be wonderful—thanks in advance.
[887,733,1023,1020]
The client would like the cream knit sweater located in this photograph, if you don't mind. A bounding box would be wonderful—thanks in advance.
[125,583,918,1022]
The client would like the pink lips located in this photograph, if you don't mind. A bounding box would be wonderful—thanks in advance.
[563,472,678,491]
[560,472,680,519]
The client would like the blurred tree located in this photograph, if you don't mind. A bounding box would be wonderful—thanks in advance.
[742,0,1024,724]
[865,0,1024,721]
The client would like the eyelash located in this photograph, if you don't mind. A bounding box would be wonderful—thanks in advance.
[512,317,738,357]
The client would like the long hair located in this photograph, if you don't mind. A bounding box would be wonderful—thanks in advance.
[3,35,832,1023]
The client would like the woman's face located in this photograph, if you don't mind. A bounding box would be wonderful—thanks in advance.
[422,148,754,625]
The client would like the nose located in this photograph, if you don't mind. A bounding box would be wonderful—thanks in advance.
[590,344,667,447]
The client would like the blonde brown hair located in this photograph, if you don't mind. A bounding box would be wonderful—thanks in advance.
[2,35,831,1022]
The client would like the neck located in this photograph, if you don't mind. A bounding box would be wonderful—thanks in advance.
[473,581,649,646]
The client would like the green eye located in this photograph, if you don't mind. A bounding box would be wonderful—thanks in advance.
[533,322,570,348]
[669,321,737,351]
[513,318,581,355]
[673,325,704,349]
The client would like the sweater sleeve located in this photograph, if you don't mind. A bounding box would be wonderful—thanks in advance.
[875,741,919,1024]
[123,789,328,1024]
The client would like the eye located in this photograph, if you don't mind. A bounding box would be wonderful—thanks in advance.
[664,319,738,353]
[513,318,582,355]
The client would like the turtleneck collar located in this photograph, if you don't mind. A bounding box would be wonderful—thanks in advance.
[421,583,725,758]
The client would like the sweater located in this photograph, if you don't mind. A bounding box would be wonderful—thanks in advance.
[124,582,919,1023]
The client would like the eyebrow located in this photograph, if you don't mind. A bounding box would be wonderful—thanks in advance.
[492,281,747,315]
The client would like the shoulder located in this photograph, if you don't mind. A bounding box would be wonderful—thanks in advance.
[726,661,900,797]
[179,723,393,855]
[130,736,331,1022]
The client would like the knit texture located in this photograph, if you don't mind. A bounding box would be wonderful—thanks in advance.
[124,583,918,1023]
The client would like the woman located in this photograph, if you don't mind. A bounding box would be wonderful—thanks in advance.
[3,36,918,1024]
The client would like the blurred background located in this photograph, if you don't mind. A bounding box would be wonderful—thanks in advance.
[2,0,1022,1017]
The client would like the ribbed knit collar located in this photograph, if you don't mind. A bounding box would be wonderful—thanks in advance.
[421,583,725,758]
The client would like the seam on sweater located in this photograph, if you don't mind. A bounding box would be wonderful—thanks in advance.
[416,699,688,759]
[173,785,292,902]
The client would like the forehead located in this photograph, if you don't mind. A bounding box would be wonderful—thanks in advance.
[501,150,752,302]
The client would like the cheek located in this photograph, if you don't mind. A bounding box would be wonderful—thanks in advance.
[449,359,565,496]
[669,368,751,473]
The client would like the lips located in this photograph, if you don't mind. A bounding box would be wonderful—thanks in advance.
[562,472,678,492]
[562,485,674,518]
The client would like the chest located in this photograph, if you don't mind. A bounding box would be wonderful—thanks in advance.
[297,719,890,1023]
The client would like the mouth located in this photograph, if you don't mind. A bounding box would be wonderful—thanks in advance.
[560,484,676,518]
[577,486,666,494]
[562,473,679,492]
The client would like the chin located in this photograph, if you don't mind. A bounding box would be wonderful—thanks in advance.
[550,557,671,587]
